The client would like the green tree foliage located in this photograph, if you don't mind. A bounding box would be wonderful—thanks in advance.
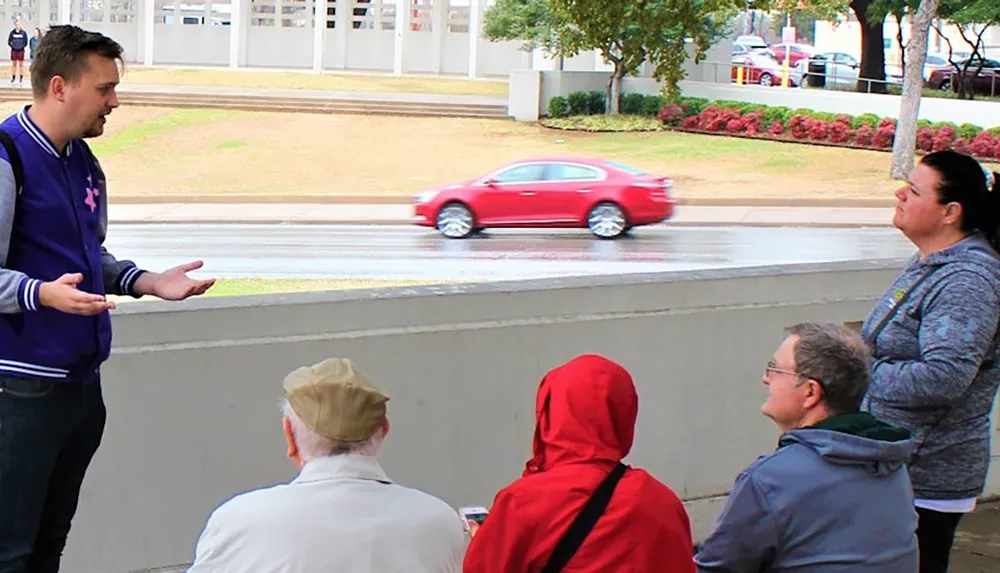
[482,0,567,56]
[483,0,738,114]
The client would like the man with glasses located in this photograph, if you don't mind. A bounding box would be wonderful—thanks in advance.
[694,322,919,572]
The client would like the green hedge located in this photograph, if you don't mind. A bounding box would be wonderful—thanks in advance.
[547,91,997,138]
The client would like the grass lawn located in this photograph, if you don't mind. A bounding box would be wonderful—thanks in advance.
[84,106,1000,202]
[110,277,447,302]
[119,67,509,98]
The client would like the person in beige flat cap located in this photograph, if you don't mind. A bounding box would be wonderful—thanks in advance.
[187,358,465,573]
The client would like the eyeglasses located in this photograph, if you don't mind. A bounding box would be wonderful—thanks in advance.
[765,359,800,378]
[764,359,825,389]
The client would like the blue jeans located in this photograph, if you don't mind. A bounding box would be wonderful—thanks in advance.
[0,376,106,573]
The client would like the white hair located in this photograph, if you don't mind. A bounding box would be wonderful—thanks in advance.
[280,399,385,463]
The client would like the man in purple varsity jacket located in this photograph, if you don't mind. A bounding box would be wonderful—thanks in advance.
[0,26,215,572]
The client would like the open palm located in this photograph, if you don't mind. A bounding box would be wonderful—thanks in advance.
[151,261,216,300]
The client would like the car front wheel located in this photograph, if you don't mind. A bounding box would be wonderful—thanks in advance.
[587,202,628,239]
[436,203,475,239]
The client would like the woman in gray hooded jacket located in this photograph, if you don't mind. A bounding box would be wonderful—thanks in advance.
[861,150,1000,573]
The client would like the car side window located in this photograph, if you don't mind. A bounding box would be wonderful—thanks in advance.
[494,164,545,184]
[544,164,601,181]
[834,53,856,65]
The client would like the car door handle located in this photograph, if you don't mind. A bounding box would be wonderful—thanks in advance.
[521,192,536,196]
[577,189,592,193]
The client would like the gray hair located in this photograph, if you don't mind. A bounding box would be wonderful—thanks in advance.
[280,399,385,463]
[785,322,872,416]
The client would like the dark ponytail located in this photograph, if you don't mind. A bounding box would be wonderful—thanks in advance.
[921,150,1000,252]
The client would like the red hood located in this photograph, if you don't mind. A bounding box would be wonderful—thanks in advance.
[523,354,638,475]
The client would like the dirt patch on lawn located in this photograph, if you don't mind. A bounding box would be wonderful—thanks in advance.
[97,108,934,201]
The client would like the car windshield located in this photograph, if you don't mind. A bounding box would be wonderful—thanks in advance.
[606,161,645,175]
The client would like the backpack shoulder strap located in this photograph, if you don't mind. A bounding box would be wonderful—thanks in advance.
[0,130,23,196]
[541,463,628,573]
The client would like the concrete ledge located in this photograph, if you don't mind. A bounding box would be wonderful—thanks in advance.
[69,258,947,573]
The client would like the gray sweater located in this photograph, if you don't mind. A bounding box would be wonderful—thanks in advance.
[861,232,1000,500]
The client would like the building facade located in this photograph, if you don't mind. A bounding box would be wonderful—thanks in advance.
[0,0,617,77]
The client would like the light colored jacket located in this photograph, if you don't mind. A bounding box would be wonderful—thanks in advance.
[188,454,465,573]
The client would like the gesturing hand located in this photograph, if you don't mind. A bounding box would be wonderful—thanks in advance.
[142,260,216,301]
[39,273,116,316]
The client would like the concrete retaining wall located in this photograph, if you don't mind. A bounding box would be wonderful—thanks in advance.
[509,68,1000,125]
[61,259,1000,572]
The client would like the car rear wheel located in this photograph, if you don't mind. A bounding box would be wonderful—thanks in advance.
[436,202,475,239]
[760,73,774,87]
[587,202,628,239]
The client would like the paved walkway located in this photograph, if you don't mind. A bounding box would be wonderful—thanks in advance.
[108,203,896,227]
[953,501,1000,572]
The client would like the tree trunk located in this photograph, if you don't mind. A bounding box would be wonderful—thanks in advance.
[890,0,939,180]
[851,0,887,94]
[607,65,623,115]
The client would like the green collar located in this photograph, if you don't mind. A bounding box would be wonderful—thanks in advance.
[806,412,910,442]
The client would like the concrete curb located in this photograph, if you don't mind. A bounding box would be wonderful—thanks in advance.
[111,195,897,208]
[111,218,893,229]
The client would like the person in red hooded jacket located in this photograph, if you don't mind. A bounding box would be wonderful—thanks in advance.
[463,354,696,573]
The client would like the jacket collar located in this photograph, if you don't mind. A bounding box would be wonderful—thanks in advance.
[17,106,73,159]
[293,453,393,485]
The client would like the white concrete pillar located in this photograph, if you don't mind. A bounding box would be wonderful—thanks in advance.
[229,0,242,67]
[58,0,70,23]
[430,0,446,73]
[313,0,326,71]
[142,0,153,65]
[392,0,408,75]
[38,0,50,27]
[334,0,349,68]
[467,0,479,78]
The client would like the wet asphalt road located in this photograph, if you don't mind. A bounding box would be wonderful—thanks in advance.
[100,224,918,281]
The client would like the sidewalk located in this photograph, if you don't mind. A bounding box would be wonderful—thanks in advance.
[953,500,1000,572]
[107,203,897,227]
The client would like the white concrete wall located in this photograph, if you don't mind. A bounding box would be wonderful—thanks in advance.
[678,81,1000,126]
[55,259,1000,573]
[510,39,735,120]
[510,67,1000,124]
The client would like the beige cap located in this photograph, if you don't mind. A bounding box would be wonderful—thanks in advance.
[282,358,389,442]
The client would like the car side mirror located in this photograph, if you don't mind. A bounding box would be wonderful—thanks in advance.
[483,177,497,186]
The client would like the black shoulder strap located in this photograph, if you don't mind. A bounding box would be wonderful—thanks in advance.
[0,130,23,196]
[541,463,628,573]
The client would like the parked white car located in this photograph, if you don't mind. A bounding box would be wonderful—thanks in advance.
[793,52,861,89]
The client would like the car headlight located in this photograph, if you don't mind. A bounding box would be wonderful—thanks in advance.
[414,190,439,204]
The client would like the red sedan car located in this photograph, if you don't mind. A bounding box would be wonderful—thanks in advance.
[411,157,675,239]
